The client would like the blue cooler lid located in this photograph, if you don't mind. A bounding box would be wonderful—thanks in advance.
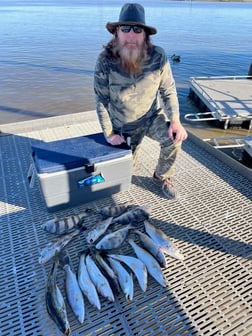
[32,133,132,174]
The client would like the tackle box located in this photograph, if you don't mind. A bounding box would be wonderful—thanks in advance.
[30,133,133,212]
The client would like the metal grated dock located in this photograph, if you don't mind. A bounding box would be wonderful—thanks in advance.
[0,111,252,336]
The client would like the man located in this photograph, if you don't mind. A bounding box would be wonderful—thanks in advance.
[94,3,187,199]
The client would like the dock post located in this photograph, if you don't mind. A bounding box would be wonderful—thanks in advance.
[248,62,252,79]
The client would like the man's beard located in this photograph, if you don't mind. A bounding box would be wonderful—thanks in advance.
[116,39,148,74]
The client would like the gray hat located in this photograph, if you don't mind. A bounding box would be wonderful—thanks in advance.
[106,3,157,35]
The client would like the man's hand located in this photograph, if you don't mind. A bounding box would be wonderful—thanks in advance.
[168,121,188,143]
[107,134,126,146]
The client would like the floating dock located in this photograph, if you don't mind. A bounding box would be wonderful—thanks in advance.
[186,76,252,129]
[0,111,252,336]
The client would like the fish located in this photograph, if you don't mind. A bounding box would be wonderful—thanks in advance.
[45,257,70,336]
[85,253,115,302]
[134,229,167,268]
[41,210,91,235]
[98,202,131,219]
[94,253,120,295]
[144,220,184,261]
[128,239,166,287]
[78,252,101,310]
[60,252,85,324]
[39,226,85,264]
[95,225,134,250]
[108,257,134,301]
[86,217,113,244]
[113,204,151,225]
[109,254,147,292]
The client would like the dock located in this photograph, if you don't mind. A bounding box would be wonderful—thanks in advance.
[0,111,252,336]
[185,76,252,129]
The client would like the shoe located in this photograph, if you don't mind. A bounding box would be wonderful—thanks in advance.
[153,172,176,199]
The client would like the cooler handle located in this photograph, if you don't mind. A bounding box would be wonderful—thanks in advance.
[27,162,36,188]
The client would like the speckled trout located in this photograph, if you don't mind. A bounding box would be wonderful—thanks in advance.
[85,254,115,302]
[78,252,101,310]
[128,239,166,287]
[45,258,70,336]
[60,252,85,324]
[108,257,134,301]
[144,220,184,261]
[39,227,85,264]
[109,254,147,292]
[134,229,167,268]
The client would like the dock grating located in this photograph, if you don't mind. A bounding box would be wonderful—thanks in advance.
[0,112,251,335]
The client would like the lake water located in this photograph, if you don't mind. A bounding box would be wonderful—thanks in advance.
[0,0,251,140]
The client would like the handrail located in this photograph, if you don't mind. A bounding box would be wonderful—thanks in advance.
[203,136,252,149]
[190,75,252,81]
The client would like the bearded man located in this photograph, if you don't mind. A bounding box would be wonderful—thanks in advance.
[94,3,187,199]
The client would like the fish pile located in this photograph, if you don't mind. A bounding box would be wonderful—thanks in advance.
[39,202,184,335]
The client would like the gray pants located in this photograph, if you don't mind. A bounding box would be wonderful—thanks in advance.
[124,113,182,179]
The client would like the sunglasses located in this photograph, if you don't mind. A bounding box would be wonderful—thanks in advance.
[119,25,143,34]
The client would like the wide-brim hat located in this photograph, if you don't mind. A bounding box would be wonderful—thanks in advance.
[106,3,157,35]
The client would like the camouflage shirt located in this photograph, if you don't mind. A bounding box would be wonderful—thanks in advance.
[94,45,180,139]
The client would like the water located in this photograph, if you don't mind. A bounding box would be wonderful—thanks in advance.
[0,0,251,141]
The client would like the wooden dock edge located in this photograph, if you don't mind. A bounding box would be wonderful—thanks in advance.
[188,131,252,181]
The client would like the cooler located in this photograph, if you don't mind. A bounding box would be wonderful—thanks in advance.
[30,133,133,212]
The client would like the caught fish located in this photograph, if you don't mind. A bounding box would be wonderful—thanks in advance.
[134,230,167,268]
[85,253,115,302]
[41,210,90,235]
[39,227,85,264]
[128,239,166,287]
[45,257,70,335]
[109,254,147,292]
[60,252,85,324]
[108,257,134,301]
[144,220,184,261]
[113,204,151,225]
[78,252,101,310]
[95,225,134,250]
[86,217,113,244]
[94,253,120,295]
[98,202,131,219]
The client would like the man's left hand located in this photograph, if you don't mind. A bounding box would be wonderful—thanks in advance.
[168,121,188,143]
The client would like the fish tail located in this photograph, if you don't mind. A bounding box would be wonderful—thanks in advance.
[59,250,71,268]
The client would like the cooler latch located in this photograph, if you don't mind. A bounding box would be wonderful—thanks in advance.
[85,164,96,173]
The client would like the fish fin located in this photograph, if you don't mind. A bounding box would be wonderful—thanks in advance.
[76,217,87,230]
[78,248,89,257]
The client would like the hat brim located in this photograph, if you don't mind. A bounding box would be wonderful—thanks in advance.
[106,21,157,35]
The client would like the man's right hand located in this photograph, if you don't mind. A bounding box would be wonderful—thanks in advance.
[107,134,126,146]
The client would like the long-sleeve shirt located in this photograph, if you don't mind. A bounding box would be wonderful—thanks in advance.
[94,45,180,139]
